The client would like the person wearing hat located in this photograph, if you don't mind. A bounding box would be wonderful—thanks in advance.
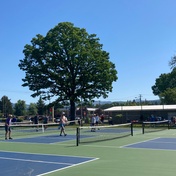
[5,114,13,140]
[59,112,68,136]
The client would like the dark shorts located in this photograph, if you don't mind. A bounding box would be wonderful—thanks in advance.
[5,125,11,132]
[59,123,65,128]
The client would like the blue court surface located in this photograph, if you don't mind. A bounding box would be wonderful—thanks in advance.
[2,135,76,144]
[122,137,176,150]
[0,151,98,176]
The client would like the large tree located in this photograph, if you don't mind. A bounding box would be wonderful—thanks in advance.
[37,96,46,115]
[19,22,118,120]
[152,68,176,104]
[169,55,176,70]
[14,100,26,116]
[160,88,176,104]
[28,103,37,116]
[0,96,13,116]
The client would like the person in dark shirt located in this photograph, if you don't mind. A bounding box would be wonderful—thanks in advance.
[33,114,39,131]
[100,114,105,124]
[43,116,48,129]
[5,114,13,140]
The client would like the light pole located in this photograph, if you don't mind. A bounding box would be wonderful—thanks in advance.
[139,94,142,110]
[135,94,143,121]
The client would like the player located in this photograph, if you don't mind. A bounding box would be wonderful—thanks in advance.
[5,114,13,140]
[33,114,39,131]
[59,112,68,136]
[91,114,96,132]
[95,114,100,130]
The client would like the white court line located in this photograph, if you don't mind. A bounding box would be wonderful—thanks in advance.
[0,156,73,165]
[73,137,162,149]
[148,141,176,144]
[0,150,99,176]
[119,137,161,148]
[82,144,120,149]
[0,149,96,160]
[38,157,99,176]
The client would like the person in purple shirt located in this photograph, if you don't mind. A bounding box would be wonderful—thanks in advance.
[5,114,13,140]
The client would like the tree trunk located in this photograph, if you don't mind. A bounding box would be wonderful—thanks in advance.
[70,100,76,121]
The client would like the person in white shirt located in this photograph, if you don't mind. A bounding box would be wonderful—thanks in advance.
[91,114,96,132]
[95,114,100,130]
[59,112,68,136]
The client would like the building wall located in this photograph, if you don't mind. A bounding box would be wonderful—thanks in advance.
[105,109,176,124]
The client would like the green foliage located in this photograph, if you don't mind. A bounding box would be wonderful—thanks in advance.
[160,88,176,104]
[152,73,171,95]
[14,100,26,116]
[169,55,176,70]
[85,116,90,124]
[112,114,124,124]
[28,103,37,115]
[37,96,45,115]
[0,96,13,115]
[115,114,123,118]
[19,22,118,120]
[0,118,6,123]
[16,117,23,122]
[152,68,176,95]
[152,68,176,104]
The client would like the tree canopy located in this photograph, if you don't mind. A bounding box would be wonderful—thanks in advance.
[169,55,176,70]
[14,100,26,116]
[0,96,13,116]
[19,22,118,120]
[152,68,176,104]
[37,96,45,115]
[28,103,37,116]
[160,88,176,104]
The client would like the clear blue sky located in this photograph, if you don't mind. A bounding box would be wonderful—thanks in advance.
[1,0,175,104]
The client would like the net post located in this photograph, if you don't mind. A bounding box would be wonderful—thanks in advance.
[131,122,133,136]
[76,127,80,146]
[142,122,144,134]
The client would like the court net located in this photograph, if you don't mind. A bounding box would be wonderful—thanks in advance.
[76,123,133,146]
[142,120,169,134]
[0,120,78,139]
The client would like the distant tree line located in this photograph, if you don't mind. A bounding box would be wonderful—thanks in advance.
[0,94,161,119]
[0,96,51,117]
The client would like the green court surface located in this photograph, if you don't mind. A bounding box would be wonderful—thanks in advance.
[0,127,176,176]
